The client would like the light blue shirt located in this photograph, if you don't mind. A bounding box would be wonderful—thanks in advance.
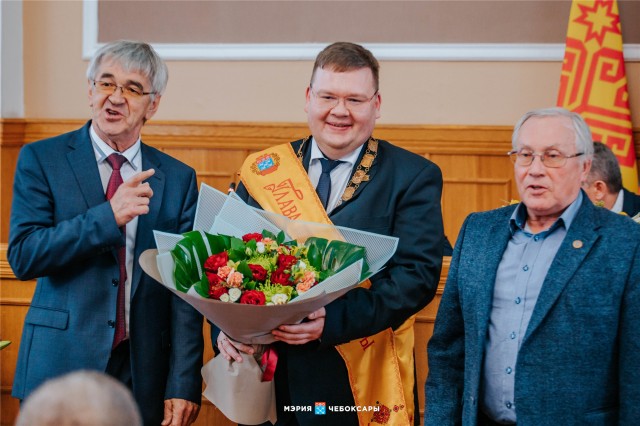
[481,192,583,424]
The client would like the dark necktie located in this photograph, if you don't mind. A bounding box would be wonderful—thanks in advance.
[316,158,343,209]
[105,153,128,349]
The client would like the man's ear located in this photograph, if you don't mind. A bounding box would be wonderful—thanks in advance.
[304,86,311,113]
[144,95,162,121]
[593,180,607,200]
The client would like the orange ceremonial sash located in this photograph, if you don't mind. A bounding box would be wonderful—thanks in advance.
[240,142,415,425]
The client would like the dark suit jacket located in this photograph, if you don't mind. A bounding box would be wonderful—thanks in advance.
[234,138,444,425]
[8,121,204,425]
[622,187,640,217]
[425,195,640,426]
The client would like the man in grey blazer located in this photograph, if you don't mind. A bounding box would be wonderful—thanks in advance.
[425,107,640,426]
[8,41,203,426]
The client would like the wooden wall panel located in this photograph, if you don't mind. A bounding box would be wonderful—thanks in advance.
[1,118,639,425]
[0,120,26,243]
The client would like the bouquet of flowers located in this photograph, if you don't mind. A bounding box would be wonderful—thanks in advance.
[172,229,368,306]
[141,184,397,345]
[139,184,398,425]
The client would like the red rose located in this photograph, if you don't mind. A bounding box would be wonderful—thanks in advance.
[270,267,292,286]
[248,264,268,282]
[206,272,222,286]
[209,285,228,300]
[277,254,298,270]
[239,290,266,305]
[204,252,228,273]
[242,233,263,243]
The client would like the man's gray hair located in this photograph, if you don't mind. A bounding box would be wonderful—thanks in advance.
[15,370,142,426]
[512,107,594,163]
[86,40,168,97]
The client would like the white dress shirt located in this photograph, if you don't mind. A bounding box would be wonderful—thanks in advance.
[90,125,142,336]
[611,189,624,213]
[307,138,363,214]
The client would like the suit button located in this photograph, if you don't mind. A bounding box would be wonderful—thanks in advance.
[107,320,115,328]
[112,278,119,287]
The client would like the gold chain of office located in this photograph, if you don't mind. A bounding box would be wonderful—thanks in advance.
[296,136,378,206]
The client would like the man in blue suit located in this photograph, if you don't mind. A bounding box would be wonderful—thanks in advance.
[8,41,204,426]
[425,107,640,426]
[583,141,640,217]
[216,42,445,425]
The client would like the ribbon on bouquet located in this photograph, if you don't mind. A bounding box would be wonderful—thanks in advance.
[260,346,278,382]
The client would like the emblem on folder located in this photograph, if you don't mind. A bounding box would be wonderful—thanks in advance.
[251,153,281,175]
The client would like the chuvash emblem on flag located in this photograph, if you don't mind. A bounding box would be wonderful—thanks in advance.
[557,0,638,192]
[250,153,281,176]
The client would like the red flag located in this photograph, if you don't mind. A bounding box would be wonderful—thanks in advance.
[558,0,638,192]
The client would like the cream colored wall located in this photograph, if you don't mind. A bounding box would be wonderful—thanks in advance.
[23,1,640,126]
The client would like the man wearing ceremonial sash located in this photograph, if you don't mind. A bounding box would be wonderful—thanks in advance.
[215,42,445,425]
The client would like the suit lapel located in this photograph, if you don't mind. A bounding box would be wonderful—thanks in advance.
[66,122,106,209]
[131,144,165,298]
[523,200,600,342]
[473,210,513,343]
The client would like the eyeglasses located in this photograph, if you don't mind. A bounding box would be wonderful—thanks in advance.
[309,86,378,111]
[92,80,155,99]
[508,149,584,168]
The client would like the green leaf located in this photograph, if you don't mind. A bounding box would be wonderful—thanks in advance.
[326,240,370,278]
[237,261,253,279]
[276,230,285,245]
[230,237,245,251]
[0,341,11,350]
[228,237,248,261]
[262,229,277,240]
[305,237,369,279]
[305,237,328,270]
[194,275,210,298]
[171,231,231,293]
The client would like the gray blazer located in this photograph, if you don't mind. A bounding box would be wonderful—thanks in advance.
[425,195,640,426]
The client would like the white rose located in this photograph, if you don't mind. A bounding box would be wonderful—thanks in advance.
[271,293,289,305]
[229,287,242,302]
[219,293,230,303]
[298,261,306,269]
[256,242,265,253]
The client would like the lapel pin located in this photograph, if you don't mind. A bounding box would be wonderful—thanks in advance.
[572,240,583,249]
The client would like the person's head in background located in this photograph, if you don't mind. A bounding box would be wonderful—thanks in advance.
[582,141,623,210]
[15,370,142,426]
[305,42,382,160]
